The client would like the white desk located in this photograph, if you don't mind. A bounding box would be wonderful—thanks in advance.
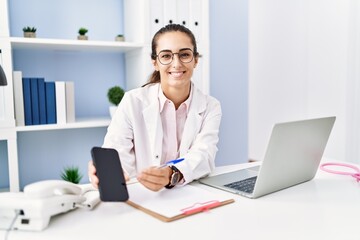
[2,161,360,240]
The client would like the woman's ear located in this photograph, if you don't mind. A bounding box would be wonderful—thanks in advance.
[194,56,199,68]
[152,59,159,71]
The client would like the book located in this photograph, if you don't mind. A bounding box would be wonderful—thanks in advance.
[126,183,234,222]
[65,82,75,123]
[37,78,47,124]
[22,77,32,125]
[12,71,25,126]
[45,82,56,124]
[55,81,66,125]
[30,78,40,125]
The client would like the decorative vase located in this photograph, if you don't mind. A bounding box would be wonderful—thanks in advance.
[24,32,36,38]
[109,106,117,118]
[77,35,88,40]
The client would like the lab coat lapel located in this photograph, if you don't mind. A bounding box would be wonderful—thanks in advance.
[142,86,163,161]
[179,88,206,156]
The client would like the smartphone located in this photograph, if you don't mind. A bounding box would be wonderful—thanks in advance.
[91,147,129,202]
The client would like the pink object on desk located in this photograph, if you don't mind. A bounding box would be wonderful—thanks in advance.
[180,200,220,215]
[320,162,360,182]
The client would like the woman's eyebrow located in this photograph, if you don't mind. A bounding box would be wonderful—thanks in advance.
[179,48,192,51]
[159,48,192,53]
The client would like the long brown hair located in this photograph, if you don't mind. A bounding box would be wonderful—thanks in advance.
[142,24,199,87]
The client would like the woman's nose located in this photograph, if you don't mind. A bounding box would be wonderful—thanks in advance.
[171,53,182,66]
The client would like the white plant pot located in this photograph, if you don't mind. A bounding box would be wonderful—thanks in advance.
[109,106,117,118]
[115,36,125,42]
[24,32,36,38]
[77,35,88,40]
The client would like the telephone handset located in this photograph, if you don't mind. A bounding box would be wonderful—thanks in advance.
[0,180,100,231]
[24,180,82,198]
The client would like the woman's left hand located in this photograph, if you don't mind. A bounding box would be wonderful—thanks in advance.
[137,166,172,191]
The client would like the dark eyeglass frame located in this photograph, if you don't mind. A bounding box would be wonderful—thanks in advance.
[155,48,195,65]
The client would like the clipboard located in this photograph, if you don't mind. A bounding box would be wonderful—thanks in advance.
[126,183,235,222]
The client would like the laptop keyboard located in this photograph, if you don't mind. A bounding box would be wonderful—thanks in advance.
[224,176,257,194]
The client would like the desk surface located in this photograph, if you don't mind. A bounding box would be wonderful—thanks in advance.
[2,161,360,240]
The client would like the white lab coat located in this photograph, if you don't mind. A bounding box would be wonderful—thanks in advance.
[103,83,222,184]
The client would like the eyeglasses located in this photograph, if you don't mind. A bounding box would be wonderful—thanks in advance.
[156,49,194,65]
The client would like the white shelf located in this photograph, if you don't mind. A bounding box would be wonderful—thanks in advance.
[10,37,144,53]
[15,117,111,132]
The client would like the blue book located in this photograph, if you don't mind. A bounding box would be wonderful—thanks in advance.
[37,78,47,124]
[22,78,32,125]
[30,78,40,125]
[45,82,57,124]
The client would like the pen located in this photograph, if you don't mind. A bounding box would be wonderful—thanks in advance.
[159,158,185,168]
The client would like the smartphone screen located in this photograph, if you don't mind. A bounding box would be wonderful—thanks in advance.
[91,147,129,202]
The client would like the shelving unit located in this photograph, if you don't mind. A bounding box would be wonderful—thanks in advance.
[10,37,145,52]
[16,118,111,132]
[0,0,210,192]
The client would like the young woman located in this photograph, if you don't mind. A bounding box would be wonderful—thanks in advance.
[88,24,222,191]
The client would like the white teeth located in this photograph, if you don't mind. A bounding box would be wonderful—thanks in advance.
[170,72,184,77]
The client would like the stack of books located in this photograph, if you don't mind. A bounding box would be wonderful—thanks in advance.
[13,71,75,126]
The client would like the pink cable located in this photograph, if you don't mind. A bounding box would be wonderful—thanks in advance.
[320,162,360,182]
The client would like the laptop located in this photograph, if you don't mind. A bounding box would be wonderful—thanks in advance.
[199,116,336,199]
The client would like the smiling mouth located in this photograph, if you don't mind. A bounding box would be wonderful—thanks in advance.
[169,71,186,77]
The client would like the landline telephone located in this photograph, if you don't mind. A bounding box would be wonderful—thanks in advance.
[0,180,100,231]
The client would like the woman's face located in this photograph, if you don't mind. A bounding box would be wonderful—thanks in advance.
[152,31,198,91]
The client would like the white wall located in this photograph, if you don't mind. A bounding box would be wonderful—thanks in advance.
[346,0,360,164]
[249,0,360,164]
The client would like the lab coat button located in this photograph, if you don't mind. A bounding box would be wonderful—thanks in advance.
[155,155,159,159]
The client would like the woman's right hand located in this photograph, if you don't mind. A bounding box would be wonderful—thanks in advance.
[88,160,99,189]
[88,160,130,189]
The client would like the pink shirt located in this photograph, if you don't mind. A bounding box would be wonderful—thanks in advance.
[159,87,192,165]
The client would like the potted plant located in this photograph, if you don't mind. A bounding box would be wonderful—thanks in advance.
[78,27,88,40]
[115,34,125,42]
[60,166,83,184]
[107,85,125,117]
[23,26,37,38]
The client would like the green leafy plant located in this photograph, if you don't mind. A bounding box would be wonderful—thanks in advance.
[116,34,124,37]
[78,27,88,36]
[107,86,125,106]
[60,166,83,184]
[22,26,37,33]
